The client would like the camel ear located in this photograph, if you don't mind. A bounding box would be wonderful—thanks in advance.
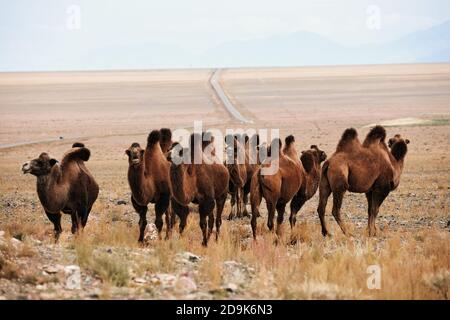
[49,159,58,167]
[388,138,394,148]
[125,149,131,156]
[405,139,410,144]
[310,145,318,150]
[140,149,145,157]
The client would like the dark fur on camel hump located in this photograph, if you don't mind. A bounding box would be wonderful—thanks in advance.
[147,130,161,146]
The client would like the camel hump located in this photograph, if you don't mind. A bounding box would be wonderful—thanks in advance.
[336,128,358,152]
[365,125,386,143]
[300,151,315,173]
[72,142,85,148]
[63,147,91,164]
[160,128,172,143]
[285,135,295,146]
[147,130,161,147]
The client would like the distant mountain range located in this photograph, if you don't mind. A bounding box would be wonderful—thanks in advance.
[1,20,449,71]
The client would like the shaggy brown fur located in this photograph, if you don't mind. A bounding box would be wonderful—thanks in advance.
[250,135,303,239]
[225,134,247,220]
[22,143,99,241]
[170,133,229,246]
[289,145,327,228]
[126,129,172,242]
[317,126,410,236]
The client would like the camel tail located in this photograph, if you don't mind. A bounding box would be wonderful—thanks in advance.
[365,125,386,143]
[147,130,161,147]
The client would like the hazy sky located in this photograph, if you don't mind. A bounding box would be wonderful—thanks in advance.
[0,0,449,69]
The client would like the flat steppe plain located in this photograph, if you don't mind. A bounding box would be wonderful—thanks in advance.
[0,64,449,299]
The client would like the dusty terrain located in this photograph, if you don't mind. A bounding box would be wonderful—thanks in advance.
[0,64,449,300]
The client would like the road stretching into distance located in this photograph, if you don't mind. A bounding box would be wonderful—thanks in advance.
[209,68,253,124]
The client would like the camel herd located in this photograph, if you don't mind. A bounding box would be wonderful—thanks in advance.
[22,126,409,246]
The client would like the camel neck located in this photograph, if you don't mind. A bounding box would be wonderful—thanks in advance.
[128,163,147,198]
[36,174,60,211]
[144,144,163,173]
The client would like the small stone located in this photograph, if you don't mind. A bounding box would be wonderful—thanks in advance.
[116,200,127,205]
[134,277,147,284]
[174,276,197,294]
[176,252,201,264]
[151,273,176,289]
[43,265,63,274]
[10,238,22,249]
[64,265,81,290]
[222,283,238,293]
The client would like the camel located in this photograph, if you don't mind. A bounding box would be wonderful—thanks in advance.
[22,143,99,241]
[317,126,410,237]
[250,135,303,239]
[289,145,327,228]
[125,129,172,243]
[225,134,247,220]
[170,133,229,246]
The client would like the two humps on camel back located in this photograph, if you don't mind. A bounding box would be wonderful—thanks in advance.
[22,143,99,242]
[249,135,327,240]
[317,126,410,237]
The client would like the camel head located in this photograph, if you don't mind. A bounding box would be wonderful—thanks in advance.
[22,152,58,176]
[310,145,327,163]
[388,134,410,161]
[126,143,144,167]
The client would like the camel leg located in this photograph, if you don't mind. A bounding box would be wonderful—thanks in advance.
[250,178,263,239]
[164,205,174,240]
[317,178,332,236]
[45,212,62,242]
[199,198,215,247]
[236,187,242,218]
[155,193,170,240]
[289,194,306,229]
[207,212,215,241]
[215,193,227,241]
[368,189,389,236]
[70,211,83,235]
[171,199,188,235]
[131,196,148,243]
[276,201,287,237]
[227,189,236,220]
[331,190,348,235]
[266,200,276,232]
[242,182,251,217]
[82,205,93,227]
[365,191,373,235]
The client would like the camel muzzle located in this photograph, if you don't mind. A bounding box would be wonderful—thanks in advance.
[22,162,32,174]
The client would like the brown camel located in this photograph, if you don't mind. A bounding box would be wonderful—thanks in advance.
[170,133,229,246]
[289,145,327,228]
[250,135,303,239]
[225,134,247,220]
[317,126,410,237]
[126,129,172,243]
[22,143,99,241]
